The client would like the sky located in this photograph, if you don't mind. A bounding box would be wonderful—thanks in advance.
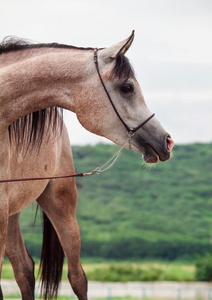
[0,0,211,145]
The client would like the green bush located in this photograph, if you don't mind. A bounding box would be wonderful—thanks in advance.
[195,254,212,281]
[86,264,163,282]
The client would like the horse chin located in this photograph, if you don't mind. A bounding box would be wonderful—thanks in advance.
[143,153,159,164]
[142,148,160,164]
[132,138,160,164]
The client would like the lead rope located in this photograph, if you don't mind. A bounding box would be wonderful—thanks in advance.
[89,132,133,175]
[0,133,133,183]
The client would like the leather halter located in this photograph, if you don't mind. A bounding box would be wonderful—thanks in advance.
[94,48,155,137]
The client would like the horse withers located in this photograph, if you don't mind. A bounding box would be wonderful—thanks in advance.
[0,31,174,300]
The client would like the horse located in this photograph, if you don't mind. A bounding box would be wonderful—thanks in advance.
[0,31,174,300]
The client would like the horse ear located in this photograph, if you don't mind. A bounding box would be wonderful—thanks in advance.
[99,30,135,63]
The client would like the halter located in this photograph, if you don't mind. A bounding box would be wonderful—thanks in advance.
[93,48,155,138]
[0,49,155,183]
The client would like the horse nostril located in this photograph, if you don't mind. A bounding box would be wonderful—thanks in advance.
[166,136,174,151]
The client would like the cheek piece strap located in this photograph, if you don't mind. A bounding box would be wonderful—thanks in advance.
[94,48,155,146]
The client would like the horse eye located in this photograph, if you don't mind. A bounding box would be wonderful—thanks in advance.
[120,84,134,94]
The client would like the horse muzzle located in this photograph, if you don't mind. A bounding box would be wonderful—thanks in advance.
[134,133,174,164]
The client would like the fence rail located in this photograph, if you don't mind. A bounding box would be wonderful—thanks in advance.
[85,282,212,300]
[2,280,212,300]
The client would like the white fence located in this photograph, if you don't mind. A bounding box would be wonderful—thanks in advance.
[2,280,212,300]
[85,282,212,300]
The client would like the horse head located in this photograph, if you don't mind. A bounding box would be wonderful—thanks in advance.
[75,31,174,163]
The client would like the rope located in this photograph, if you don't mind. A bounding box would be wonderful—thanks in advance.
[0,134,132,183]
[92,134,132,175]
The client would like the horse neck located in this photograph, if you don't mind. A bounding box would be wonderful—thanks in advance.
[0,48,92,127]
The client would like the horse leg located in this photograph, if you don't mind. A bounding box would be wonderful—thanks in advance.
[37,178,88,300]
[5,213,35,300]
[0,200,8,300]
[0,286,2,300]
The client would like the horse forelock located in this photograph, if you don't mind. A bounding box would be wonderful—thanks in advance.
[110,54,135,82]
[8,108,63,152]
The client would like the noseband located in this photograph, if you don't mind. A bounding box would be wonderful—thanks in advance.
[94,48,155,138]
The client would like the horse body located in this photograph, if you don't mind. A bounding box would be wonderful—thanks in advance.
[0,31,174,299]
[8,135,58,214]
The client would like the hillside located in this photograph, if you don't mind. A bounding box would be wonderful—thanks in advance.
[20,142,212,260]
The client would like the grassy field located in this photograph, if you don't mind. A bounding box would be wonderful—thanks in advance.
[1,259,197,300]
[4,297,71,300]
[4,298,171,300]
[5,296,174,300]
[4,297,73,300]
[2,259,195,282]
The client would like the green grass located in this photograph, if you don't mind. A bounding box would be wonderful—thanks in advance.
[2,259,195,282]
[3,298,183,300]
[4,297,71,300]
[3,298,189,300]
[84,260,195,282]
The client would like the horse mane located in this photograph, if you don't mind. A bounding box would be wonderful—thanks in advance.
[0,38,90,151]
[8,108,63,152]
[0,38,67,151]
[0,36,94,55]
[0,37,134,82]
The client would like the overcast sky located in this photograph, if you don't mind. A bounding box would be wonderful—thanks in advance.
[0,0,211,145]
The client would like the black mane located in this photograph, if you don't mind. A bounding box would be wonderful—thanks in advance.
[8,108,63,152]
[0,37,134,82]
[0,37,67,151]
[0,36,94,55]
